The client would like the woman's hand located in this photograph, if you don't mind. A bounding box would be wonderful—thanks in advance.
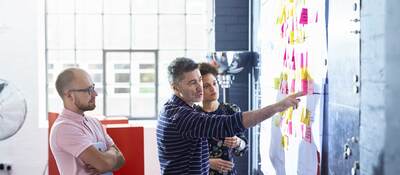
[209,158,234,173]
[224,136,241,148]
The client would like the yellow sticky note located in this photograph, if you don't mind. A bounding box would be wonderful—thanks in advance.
[274,77,281,90]
[290,31,294,44]
[300,108,311,126]
[305,110,311,125]
[279,111,285,117]
[301,68,308,79]
[290,8,294,17]
[282,72,288,80]
[274,116,281,127]
[282,7,287,22]
[286,107,293,121]
[281,135,289,149]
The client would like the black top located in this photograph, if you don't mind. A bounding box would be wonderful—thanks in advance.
[195,103,248,175]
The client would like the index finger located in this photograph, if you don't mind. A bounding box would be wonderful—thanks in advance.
[291,92,305,98]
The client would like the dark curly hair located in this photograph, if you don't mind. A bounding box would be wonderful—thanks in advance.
[168,57,199,85]
[198,62,218,76]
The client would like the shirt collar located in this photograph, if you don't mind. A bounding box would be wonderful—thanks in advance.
[60,108,85,122]
[171,95,193,109]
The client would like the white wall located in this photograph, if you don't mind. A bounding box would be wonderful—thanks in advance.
[0,0,48,174]
[144,127,160,175]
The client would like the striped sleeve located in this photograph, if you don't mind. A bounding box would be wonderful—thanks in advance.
[171,106,246,139]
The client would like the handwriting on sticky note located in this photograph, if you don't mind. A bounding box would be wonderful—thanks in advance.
[303,126,312,143]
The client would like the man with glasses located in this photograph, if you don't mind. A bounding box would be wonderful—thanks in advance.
[50,68,125,175]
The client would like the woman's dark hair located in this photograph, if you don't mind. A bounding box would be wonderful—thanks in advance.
[198,62,218,76]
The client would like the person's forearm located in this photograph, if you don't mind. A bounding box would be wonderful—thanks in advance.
[106,146,125,171]
[95,146,125,173]
[242,104,279,128]
[241,92,302,128]
[111,146,125,170]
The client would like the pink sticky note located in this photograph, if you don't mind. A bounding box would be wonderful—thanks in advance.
[281,79,289,94]
[288,121,293,135]
[283,49,287,67]
[290,79,296,93]
[302,79,308,95]
[316,12,318,23]
[300,53,304,68]
[304,126,312,143]
[284,81,289,94]
[283,49,287,65]
[300,8,308,24]
[307,79,314,94]
[292,49,296,70]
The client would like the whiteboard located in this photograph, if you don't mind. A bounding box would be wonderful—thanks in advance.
[257,0,327,174]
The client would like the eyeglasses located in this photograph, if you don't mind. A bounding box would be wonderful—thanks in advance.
[69,84,96,95]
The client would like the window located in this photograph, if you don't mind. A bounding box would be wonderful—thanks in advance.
[46,0,210,119]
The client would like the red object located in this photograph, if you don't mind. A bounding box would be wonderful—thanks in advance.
[106,125,144,175]
[48,113,143,175]
[48,112,60,175]
[101,117,129,125]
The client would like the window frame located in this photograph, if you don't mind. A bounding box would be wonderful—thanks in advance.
[103,49,159,120]
[44,0,212,120]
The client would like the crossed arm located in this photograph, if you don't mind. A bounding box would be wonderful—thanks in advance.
[78,144,125,173]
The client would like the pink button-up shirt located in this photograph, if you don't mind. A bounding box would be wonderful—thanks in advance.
[50,109,114,175]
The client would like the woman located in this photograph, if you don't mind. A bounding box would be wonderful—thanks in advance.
[196,63,248,175]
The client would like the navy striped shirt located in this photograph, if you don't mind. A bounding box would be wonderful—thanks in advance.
[157,95,246,175]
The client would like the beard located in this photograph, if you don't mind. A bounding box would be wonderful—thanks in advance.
[75,99,96,111]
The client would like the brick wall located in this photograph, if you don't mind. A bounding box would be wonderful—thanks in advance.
[360,0,400,174]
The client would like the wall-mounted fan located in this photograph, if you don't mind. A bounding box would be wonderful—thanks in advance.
[0,79,27,141]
